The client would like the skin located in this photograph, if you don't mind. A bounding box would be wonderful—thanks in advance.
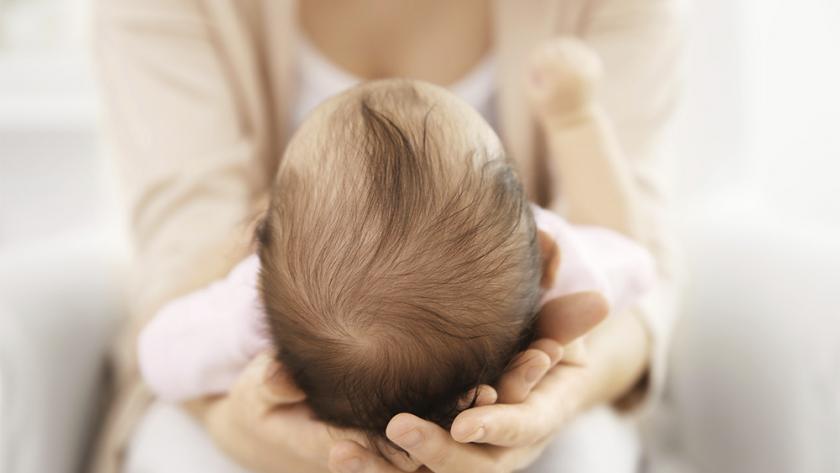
[299,0,492,86]
[187,2,654,472]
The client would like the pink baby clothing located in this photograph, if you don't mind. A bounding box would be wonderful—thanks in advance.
[138,205,656,401]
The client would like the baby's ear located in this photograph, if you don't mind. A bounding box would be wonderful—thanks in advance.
[537,229,561,289]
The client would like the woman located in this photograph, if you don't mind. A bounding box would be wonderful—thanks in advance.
[91,0,683,472]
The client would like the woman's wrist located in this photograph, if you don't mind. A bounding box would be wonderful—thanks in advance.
[577,308,652,412]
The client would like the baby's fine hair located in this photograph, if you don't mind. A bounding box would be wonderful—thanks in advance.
[257,80,542,443]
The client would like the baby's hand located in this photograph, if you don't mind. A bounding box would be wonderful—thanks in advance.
[527,38,603,127]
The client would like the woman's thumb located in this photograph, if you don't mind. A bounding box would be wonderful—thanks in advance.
[537,291,609,345]
[240,352,307,405]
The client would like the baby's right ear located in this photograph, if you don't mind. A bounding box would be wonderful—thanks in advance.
[254,216,271,248]
[537,229,561,289]
[248,194,272,249]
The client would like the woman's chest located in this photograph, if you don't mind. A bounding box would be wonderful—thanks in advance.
[298,0,492,86]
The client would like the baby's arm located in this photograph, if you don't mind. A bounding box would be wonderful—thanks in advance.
[528,39,641,238]
[532,205,656,366]
[137,254,272,401]
[533,205,655,318]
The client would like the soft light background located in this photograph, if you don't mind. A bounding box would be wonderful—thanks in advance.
[0,1,837,472]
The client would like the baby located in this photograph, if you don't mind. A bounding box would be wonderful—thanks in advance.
[139,42,654,448]
[257,80,545,434]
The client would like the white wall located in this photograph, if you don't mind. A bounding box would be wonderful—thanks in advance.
[655,1,840,472]
[0,0,122,253]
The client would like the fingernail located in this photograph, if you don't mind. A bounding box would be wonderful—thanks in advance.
[476,387,497,405]
[339,457,363,473]
[453,421,486,443]
[457,388,477,409]
[525,366,543,383]
[463,425,486,443]
[396,429,423,448]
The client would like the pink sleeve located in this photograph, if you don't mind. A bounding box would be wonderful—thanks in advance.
[533,205,656,314]
[137,254,272,401]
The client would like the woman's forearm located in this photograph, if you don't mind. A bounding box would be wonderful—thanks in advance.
[577,309,651,411]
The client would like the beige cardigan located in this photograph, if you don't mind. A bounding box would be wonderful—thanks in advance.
[91,0,684,471]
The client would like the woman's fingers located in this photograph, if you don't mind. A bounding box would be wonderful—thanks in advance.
[259,403,331,449]
[495,348,552,404]
[537,292,608,345]
[474,385,498,406]
[451,365,584,447]
[559,339,589,366]
[259,354,307,404]
[451,403,549,447]
[457,384,498,410]
[233,353,306,409]
[529,339,564,367]
[387,413,497,473]
[329,440,409,473]
[488,293,606,413]
[380,442,423,472]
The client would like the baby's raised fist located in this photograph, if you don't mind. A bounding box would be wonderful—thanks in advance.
[527,38,602,125]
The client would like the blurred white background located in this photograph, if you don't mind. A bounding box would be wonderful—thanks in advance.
[0,0,838,472]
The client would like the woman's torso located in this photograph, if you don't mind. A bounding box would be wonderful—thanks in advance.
[298,0,492,86]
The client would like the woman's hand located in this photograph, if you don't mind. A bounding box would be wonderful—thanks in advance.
[327,292,610,473]
[328,364,589,473]
[185,353,416,473]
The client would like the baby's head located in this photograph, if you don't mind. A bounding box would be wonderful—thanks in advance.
[257,80,542,442]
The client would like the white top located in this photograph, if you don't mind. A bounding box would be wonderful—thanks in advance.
[291,36,499,132]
